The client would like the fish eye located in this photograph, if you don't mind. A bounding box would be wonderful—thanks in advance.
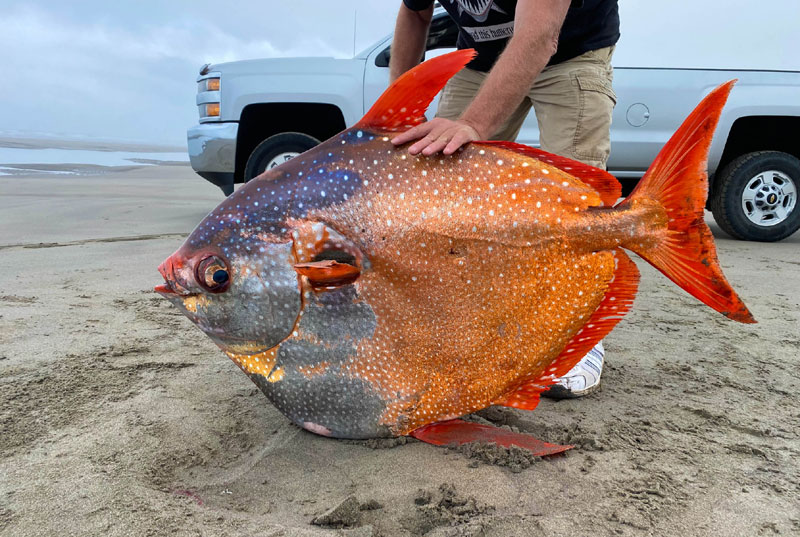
[212,269,229,284]
[197,255,230,292]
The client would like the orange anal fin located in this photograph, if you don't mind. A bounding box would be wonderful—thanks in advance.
[492,383,544,410]
[356,49,476,133]
[293,260,360,288]
[537,249,640,385]
[477,140,622,207]
[410,419,572,456]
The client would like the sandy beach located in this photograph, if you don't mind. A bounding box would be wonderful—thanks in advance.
[1,160,798,537]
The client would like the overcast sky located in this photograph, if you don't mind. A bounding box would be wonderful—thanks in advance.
[3,1,797,147]
[2,1,395,146]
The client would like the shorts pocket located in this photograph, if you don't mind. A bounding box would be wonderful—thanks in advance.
[573,74,616,164]
[576,75,616,104]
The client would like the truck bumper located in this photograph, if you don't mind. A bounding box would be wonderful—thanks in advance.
[187,122,238,195]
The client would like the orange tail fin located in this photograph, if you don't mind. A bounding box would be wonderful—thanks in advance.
[623,81,755,323]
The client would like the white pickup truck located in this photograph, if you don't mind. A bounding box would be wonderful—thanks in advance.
[187,8,800,242]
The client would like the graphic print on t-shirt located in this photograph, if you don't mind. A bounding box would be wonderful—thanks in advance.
[449,0,508,23]
[462,21,514,42]
[445,0,514,42]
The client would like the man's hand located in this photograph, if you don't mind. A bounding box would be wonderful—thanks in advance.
[391,117,483,156]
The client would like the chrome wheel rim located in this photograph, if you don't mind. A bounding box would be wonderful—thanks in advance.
[267,152,299,170]
[741,170,797,227]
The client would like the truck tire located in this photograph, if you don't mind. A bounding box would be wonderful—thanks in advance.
[244,132,320,182]
[710,151,800,242]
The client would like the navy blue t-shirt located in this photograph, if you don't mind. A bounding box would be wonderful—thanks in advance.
[403,0,620,72]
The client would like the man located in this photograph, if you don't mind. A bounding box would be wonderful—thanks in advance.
[389,0,620,398]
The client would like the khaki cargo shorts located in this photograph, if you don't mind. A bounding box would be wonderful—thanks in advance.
[436,46,616,169]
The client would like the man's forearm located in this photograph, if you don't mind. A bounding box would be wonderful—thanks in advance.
[389,4,433,83]
[460,0,571,138]
[459,40,553,138]
[390,0,572,155]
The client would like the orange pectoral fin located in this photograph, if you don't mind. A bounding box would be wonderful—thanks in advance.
[410,419,572,456]
[294,260,360,288]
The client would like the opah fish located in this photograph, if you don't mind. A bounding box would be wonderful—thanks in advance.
[156,50,754,455]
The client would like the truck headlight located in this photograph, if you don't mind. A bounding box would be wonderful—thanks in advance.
[198,77,220,92]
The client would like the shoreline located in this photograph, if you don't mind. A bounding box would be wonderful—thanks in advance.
[0,135,186,154]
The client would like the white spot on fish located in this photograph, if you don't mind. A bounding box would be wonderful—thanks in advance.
[303,422,332,436]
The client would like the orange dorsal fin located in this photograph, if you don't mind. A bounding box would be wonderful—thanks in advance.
[356,49,476,133]
[477,140,622,207]
[493,250,640,409]
[620,80,755,324]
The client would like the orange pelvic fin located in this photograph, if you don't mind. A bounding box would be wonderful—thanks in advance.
[477,140,622,207]
[355,49,476,133]
[621,81,755,324]
[410,419,572,456]
[494,250,640,407]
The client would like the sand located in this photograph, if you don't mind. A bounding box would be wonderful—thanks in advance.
[1,163,798,537]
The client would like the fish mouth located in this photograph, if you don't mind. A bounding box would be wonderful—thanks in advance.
[156,255,193,296]
[154,279,196,304]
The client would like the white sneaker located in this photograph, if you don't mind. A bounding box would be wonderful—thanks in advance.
[543,342,604,399]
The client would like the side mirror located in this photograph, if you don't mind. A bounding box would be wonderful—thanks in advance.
[375,46,426,68]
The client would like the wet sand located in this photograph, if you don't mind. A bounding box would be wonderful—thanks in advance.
[1,164,798,536]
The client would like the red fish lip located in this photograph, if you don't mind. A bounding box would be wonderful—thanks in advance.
[154,283,177,295]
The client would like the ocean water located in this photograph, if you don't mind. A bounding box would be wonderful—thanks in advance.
[0,147,188,175]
